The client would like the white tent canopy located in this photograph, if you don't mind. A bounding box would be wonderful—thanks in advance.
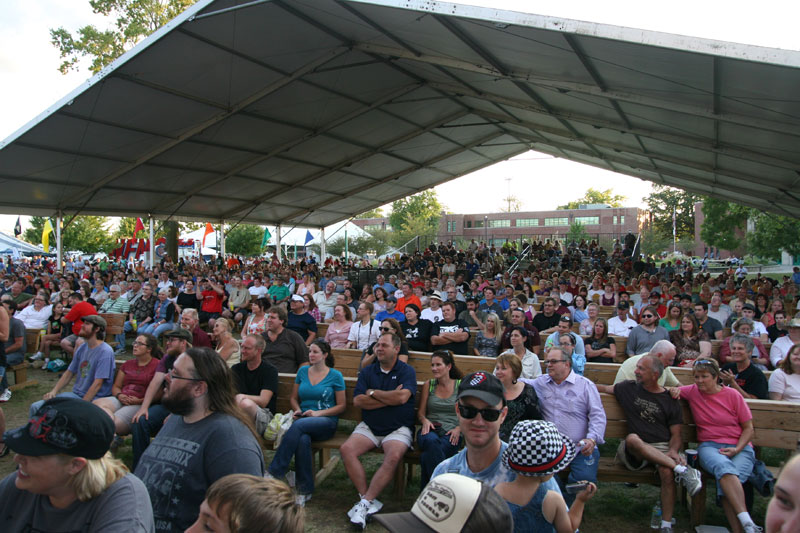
[0,232,45,255]
[1,0,799,225]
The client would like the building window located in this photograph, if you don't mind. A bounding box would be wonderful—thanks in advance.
[472,219,484,228]
[516,218,538,227]
[446,221,457,232]
[612,216,616,225]
[363,224,382,231]
[620,215,625,225]
[488,219,510,228]
[574,216,599,225]
[464,220,472,228]
[544,217,569,227]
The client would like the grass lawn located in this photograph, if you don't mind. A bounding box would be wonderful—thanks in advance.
[0,364,774,532]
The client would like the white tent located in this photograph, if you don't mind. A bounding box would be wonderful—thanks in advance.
[0,231,45,255]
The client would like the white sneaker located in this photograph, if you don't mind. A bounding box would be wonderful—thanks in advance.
[743,523,763,533]
[348,500,370,529]
[367,498,383,516]
[29,352,44,361]
[676,465,703,497]
[295,493,311,507]
[0,389,11,402]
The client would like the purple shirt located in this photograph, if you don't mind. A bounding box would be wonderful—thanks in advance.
[524,371,607,446]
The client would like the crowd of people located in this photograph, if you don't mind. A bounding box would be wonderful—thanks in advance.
[0,236,798,531]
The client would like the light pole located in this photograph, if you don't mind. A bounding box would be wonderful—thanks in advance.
[484,215,488,245]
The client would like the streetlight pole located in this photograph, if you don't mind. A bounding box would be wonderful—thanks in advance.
[484,215,488,245]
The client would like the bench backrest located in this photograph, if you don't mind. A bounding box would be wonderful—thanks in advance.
[582,362,773,386]
[273,373,800,451]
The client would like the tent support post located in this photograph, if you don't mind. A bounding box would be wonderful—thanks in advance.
[56,212,62,273]
[220,220,226,259]
[276,225,282,262]
[149,218,155,269]
[320,227,325,262]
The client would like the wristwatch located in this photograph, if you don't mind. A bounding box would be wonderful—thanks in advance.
[368,390,375,397]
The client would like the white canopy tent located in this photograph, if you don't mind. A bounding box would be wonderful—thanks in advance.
[0,232,46,256]
[1,0,799,270]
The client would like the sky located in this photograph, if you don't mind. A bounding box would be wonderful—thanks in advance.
[1,0,798,235]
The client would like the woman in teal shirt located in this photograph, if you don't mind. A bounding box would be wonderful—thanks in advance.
[267,340,345,505]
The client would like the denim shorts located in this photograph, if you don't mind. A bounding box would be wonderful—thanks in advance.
[698,441,755,498]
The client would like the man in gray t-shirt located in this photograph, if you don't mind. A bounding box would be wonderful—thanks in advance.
[134,347,264,532]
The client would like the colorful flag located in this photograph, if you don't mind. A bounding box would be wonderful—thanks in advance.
[202,223,214,247]
[13,216,21,237]
[42,219,53,251]
[304,230,313,245]
[261,227,272,249]
[133,217,145,239]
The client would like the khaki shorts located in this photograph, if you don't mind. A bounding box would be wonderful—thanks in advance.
[616,440,680,470]
[352,421,413,449]
[254,407,273,435]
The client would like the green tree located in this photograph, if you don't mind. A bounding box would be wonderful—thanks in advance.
[500,195,522,213]
[114,217,202,239]
[388,191,442,250]
[639,227,672,257]
[642,185,700,240]
[747,214,800,260]
[24,216,114,253]
[50,0,197,75]
[699,198,749,251]
[224,224,264,257]
[566,222,589,244]
[354,208,384,219]
[558,188,626,210]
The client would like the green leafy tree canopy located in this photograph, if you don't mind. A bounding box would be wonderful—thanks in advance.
[50,0,197,74]
[388,191,442,231]
[558,188,625,210]
[643,185,700,240]
[225,224,265,257]
[566,222,590,244]
[23,215,114,254]
[354,208,384,219]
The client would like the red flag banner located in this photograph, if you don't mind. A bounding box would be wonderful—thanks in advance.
[202,223,214,247]
[133,217,145,239]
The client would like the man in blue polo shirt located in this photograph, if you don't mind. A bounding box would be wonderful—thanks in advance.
[340,332,416,529]
[374,295,404,323]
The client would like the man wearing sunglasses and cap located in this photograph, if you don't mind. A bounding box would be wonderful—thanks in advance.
[0,398,154,531]
[29,314,115,417]
[431,371,562,495]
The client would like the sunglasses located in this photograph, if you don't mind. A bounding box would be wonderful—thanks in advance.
[379,327,393,332]
[457,403,502,422]
[640,314,654,318]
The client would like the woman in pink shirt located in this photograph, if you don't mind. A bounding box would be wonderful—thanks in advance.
[670,359,760,533]
[324,304,352,348]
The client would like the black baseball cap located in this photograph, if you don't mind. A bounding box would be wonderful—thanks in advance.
[4,398,114,459]
[458,371,505,406]
[617,301,630,309]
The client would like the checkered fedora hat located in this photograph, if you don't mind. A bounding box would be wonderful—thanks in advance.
[502,420,576,477]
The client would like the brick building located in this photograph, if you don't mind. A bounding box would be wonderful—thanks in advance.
[353,205,645,248]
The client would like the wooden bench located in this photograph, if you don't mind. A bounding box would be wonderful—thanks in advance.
[329,348,496,380]
[100,313,126,350]
[269,375,424,498]
[582,362,773,387]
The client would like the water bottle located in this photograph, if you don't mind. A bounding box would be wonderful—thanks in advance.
[131,319,137,332]
[650,502,662,529]
[579,440,595,466]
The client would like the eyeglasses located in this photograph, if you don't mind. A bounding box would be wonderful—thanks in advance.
[693,359,716,368]
[168,369,203,382]
[544,359,567,365]
[640,314,654,319]
[379,327,393,332]
[558,342,573,347]
[132,341,147,347]
[457,403,502,422]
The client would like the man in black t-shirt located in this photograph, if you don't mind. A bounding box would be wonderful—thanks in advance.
[232,334,279,434]
[596,355,702,530]
[694,302,723,340]
[532,297,561,334]
[430,301,470,355]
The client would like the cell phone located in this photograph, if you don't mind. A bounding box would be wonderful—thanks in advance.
[565,483,588,494]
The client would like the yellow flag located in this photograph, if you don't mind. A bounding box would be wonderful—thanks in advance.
[42,219,53,251]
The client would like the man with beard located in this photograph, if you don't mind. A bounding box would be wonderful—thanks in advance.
[130,328,192,470]
[29,315,114,416]
[135,347,264,533]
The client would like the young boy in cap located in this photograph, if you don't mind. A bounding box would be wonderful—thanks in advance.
[0,398,154,531]
[495,420,597,532]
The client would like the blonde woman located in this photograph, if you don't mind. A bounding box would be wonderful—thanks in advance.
[213,318,241,367]
[474,313,502,357]
[0,398,154,530]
